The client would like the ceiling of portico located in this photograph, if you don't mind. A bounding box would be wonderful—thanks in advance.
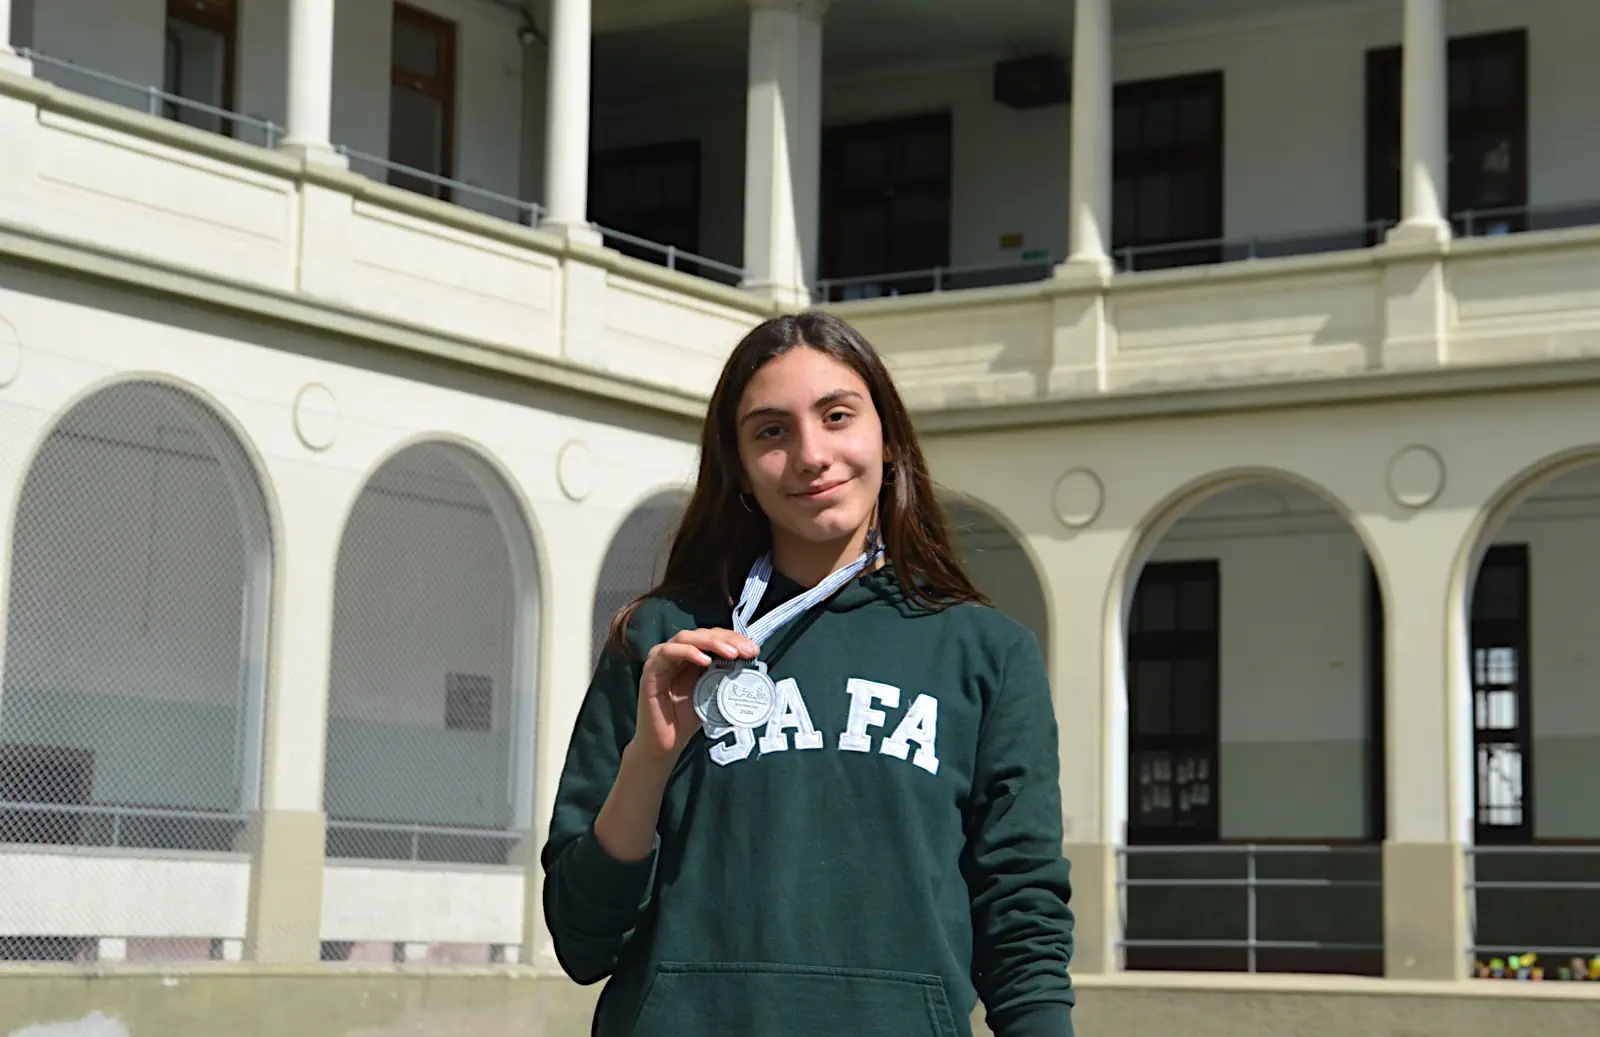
[591,0,1354,103]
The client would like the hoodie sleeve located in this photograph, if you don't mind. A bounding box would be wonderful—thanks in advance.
[964,626,1077,1037]
[538,612,663,986]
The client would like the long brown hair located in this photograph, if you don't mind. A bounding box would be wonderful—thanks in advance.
[606,310,988,657]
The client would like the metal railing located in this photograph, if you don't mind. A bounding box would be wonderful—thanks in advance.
[0,799,249,853]
[1117,843,1384,974]
[1467,844,1600,967]
[336,145,545,227]
[324,818,525,866]
[1113,219,1399,272]
[816,256,1058,302]
[17,46,282,147]
[590,223,746,285]
[1455,200,1600,239]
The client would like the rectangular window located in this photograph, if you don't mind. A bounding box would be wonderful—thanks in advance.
[590,140,703,274]
[819,111,952,300]
[1365,29,1528,237]
[389,3,457,200]
[1469,543,1532,842]
[444,673,493,733]
[162,0,237,137]
[1112,71,1224,271]
[1127,560,1220,844]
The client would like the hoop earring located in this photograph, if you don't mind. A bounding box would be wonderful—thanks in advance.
[739,492,758,513]
[882,462,897,486]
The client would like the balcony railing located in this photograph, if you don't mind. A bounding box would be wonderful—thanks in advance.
[337,145,545,228]
[324,817,525,866]
[592,223,746,286]
[1468,843,1600,979]
[18,46,282,148]
[1118,843,1384,976]
[0,799,249,853]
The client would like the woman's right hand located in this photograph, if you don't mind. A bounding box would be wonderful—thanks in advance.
[631,627,760,762]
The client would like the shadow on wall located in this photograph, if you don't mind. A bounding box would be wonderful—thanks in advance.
[942,494,1049,658]
[591,493,689,667]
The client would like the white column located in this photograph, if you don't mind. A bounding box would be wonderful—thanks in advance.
[281,0,339,161]
[742,0,827,309]
[1395,0,1450,239]
[1060,0,1112,273]
[542,0,597,241]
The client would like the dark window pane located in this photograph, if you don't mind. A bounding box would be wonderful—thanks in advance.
[1137,172,1173,241]
[1472,560,1523,620]
[834,204,890,275]
[1448,55,1472,111]
[1177,577,1215,631]
[388,85,445,192]
[660,161,695,207]
[392,18,439,78]
[1179,92,1215,145]
[1113,101,1140,153]
[1133,659,1172,736]
[1138,578,1176,632]
[1171,658,1213,735]
[1473,51,1517,108]
[1172,169,1215,242]
[1141,97,1178,150]
[839,136,891,189]
[899,131,948,179]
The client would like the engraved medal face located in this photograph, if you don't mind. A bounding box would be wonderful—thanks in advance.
[715,661,777,729]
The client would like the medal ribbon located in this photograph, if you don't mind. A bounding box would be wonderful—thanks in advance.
[730,533,883,650]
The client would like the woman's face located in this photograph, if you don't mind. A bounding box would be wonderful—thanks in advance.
[735,346,885,557]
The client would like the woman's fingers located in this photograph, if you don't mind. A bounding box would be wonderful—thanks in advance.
[666,627,759,660]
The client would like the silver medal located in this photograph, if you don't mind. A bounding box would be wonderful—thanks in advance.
[692,661,732,728]
[715,660,778,729]
[693,660,777,730]
[697,534,884,736]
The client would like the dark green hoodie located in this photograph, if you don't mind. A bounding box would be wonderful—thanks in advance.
[540,562,1076,1037]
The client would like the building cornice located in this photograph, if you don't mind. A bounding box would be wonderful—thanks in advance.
[913,353,1600,437]
[0,219,712,426]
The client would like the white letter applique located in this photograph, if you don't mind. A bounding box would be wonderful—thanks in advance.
[707,723,755,767]
[839,678,899,753]
[758,678,825,754]
[880,693,940,775]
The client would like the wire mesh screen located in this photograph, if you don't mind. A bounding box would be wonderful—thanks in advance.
[942,496,1049,658]
[323,442,529,865]
[591,493,686,668]
[0,382,266,962]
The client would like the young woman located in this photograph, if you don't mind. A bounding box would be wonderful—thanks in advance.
[540,311,1076,1037]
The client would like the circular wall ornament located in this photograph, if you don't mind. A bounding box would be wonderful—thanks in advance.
[293,382,339,451]
[0,315,21,388]
[1387,445,1445,509]
[1052,468,1104,529]
[556,439,594,502]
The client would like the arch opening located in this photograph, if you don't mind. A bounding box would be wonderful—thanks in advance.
[321,441,538,867]
[1113,476,1384,979]
[591,490,688,665]
[940,493,1049,661]
[1456,457,1600,969]
[0,381,274,866]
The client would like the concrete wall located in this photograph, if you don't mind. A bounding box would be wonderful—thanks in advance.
[0,969,1598,1037]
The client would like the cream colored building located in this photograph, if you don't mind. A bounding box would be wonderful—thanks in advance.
[1,0,1599,1033]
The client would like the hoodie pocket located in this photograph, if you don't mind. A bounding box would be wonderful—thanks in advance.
[629,961,961,1037]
